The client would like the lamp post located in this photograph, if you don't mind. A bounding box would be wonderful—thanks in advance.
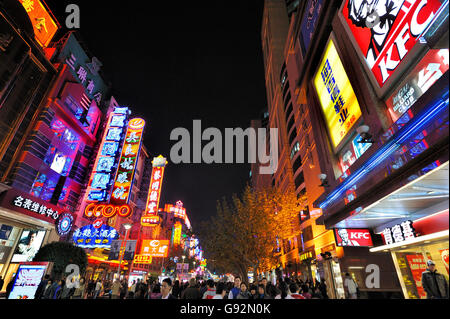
[116,223,132,280]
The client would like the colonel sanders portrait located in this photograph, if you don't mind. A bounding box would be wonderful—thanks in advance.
[347,0,405,67]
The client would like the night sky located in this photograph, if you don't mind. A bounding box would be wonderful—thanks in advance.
[45,0,268,228]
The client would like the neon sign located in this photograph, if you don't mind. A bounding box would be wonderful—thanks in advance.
[110,118,145,206]
[72,224,119,248]
[142,156,167,226]
[172,222,182,247]
[84,203,132,219]
[140,240,169,258]
[86,107,128,202]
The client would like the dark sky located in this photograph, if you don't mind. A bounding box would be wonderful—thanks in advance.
[45,0,267,228]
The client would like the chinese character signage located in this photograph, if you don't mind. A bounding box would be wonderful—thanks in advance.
[142,156,167,226]
[72,224,119,249]
[405,254,428,299]
[382,221,417,245]
[84,203,132,218]
[110,118,145,206]
[386,49,449,122]
[299,0,324,56]
[19,0,58,48]
[86,107,129,202]
[334,228,374,247]
[133,255,152,264]
[140,240,169,258]
[314,38,362,149]
[58,33,108,104]
[8,262,49,300]
[172,221,182,247]
[341,0,443,87]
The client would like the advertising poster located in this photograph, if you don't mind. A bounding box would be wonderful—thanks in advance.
[405,254,427,299]
[8,262,49,299]
[11,230,46,263]
[439,249,449,275]
[334,228,373,247]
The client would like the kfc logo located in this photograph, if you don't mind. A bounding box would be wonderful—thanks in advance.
[335,228,374,247]
[344,0,443,86]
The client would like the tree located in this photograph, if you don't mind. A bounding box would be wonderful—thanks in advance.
[33,242,88,280]
[197,185,302,281]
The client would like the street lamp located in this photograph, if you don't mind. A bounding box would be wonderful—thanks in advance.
[116,223,132,280]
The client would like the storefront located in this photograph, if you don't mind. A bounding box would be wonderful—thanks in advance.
[370,201,449,299]
[0,187,62,293]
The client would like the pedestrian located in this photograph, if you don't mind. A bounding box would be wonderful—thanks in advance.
[34,274,50,299]
[181,278,202,299]
[128,280,136,299]
[42,279,53,299]
[150,283,162,299]
[172,280,181,299]
[228,276,241,299]
[0,275,4,292]
[213,282,227,299]
[5,275,17,299]
[87,280,95,298]
[261,277,268,290]
[319,279,328,299]
[236,282,251,299]
[286,283,305,299]
[199,281,207,297]
[110,279,121,299]
[421,260,449,299]
[279,281,290,299]
[311,286,323,299]
[93,279,103,299]
[344,273,358,299]
[202,279,216,299]
[256,284,270,299]
[160,278,176,299]
[60,277,75,299]
[301,284,312,299]
[52,279,65,299]
[249,284,258,299]
[267,283,281,299]
[72,278,86,299]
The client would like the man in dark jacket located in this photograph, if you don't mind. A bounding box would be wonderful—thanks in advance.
[181,278,202,299]
[34,274,50,299]
[421,260,449,299]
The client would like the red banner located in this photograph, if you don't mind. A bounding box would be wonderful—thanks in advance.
[334,228,373,247]
[405,254,427,299]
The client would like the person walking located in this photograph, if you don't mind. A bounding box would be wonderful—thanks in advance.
[344,273,359,299]
[42,279,54,299]
[0,276,4,293]
[236,282,251,299]
[181,278,202,299]
[5,275,17,299]
[111,279,122,299]
[319,279,328,299]
[421,260,449,299]
[202,279,216,299]
[256,284,271,299]
[52,279,65,299]
[72,278,86,299]
[213,282,227,299]
[160,278,176,299]
[87,280,95,298]
[34,274,50,299]
[172,280,181,299]
[228,276,241,300]
[120,280,127,299]
[150,283,162,299]
[286,283,306,299]
[60,277,75,299]
[93,279,103,299]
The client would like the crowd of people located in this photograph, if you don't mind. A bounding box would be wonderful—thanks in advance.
[12,274,328,300]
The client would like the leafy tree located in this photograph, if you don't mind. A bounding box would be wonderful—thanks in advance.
[197,185,302,281]
[33,242,88,280]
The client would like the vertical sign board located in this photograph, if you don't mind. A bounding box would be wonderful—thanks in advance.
[110,118,145,206]
[299,0,324,56]
[172,221,182,247]
[314,38,363,149]
[86,107,129,202]
[19,0,58,48]
[142,156,167,226]
[341,0,443,87]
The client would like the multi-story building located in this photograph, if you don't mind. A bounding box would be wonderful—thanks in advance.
[312,0,449,299]
[260,0,302,279]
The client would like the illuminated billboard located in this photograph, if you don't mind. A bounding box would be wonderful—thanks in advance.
[140,240,169,258]
[110,118,145,206]
[19,0,58,48]
[314,38,362,149]
[172,221,182,247]
[142,156,167,226]
[85,107,128,202]
[341,0,443,87]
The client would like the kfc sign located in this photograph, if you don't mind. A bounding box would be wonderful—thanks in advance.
[342,0,443,87]
[334,228,374,247]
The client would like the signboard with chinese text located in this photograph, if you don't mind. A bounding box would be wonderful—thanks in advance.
[142,156,167,226]
[19,0,58,48]
[140,240,169,258]
[72,224,119,249]
[314,38,362,149]
[84,203,132,218]
[110,118,145,206]
[172,221,182,247]
[58,33,108,104]
[334,228,374,247]
[382,221,417,245]
[86,107,128,202]
[8,262,49,299]
[299,0,324,56]
[405,254,427,299]
[341,0,443,87]
[133,255,152,264]
[386,49,449,122]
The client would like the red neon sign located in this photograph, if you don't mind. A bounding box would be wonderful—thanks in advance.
[84,203,132,219]
[342,0,442,87]
[142,156,167,226]
[334,228,374,247]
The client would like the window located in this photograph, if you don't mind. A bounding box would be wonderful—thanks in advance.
[302,226,313,242]
[292,156,302,173]
[287,116,295,133]
[289,129,297,145]
[295,171,305,189]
